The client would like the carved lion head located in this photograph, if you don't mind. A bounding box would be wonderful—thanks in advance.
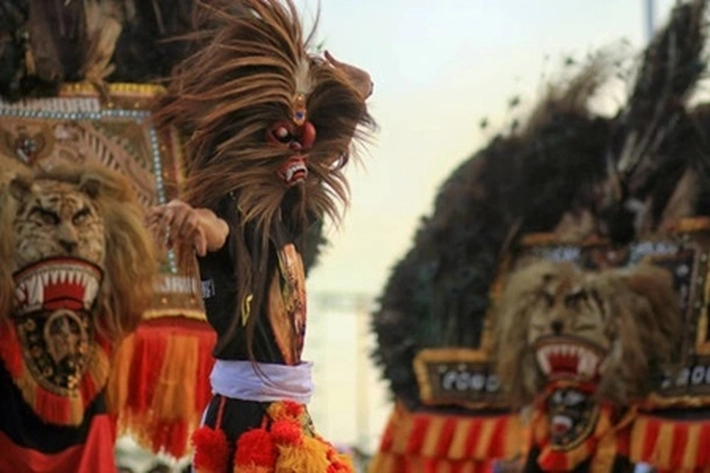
[493,260,680,407]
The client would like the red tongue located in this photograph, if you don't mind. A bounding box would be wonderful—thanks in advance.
[44,296,84,312]
[44,281,86,311]
[549,351,579,376]
[552,421,570,436]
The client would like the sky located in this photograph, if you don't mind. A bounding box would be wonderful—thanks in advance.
[296,0,678,298]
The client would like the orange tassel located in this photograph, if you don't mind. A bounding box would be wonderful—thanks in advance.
[229,401,355,473]
[268,400,305,422]
[108,316,217,458]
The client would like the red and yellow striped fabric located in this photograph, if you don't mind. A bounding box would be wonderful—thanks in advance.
[629,413,710,473]
[368,403,522,473]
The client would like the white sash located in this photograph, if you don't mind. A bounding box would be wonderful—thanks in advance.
[209,359,314,405]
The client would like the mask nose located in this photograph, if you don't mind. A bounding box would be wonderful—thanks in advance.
[59,239,77,254]
[551,320,563,335]
[57,223,78,254]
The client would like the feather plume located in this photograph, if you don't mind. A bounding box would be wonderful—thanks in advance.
[0,0,133,99]
[601,0,708,241]
[82,0,129,83]
[111,0,195,82]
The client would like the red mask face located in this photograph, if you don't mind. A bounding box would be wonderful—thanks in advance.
[267,120,317,186]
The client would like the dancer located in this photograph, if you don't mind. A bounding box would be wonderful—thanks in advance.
[149,1,375,471]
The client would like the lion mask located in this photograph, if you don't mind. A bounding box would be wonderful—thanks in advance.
[0,164,157,342]
[493,260,680,408]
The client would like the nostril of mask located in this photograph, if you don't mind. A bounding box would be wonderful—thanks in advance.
[59,239,77,254]
[551,320,563,335]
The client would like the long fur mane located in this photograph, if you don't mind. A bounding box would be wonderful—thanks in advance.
[0,164,158,343]
[155,0,373,219]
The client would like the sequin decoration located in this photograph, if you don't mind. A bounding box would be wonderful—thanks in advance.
[293,94,307,126]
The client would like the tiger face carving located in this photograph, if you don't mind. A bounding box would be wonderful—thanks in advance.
[0,164,157,425]
[494,260,680,407]
[10,175,106,272]
[0,164,157,341]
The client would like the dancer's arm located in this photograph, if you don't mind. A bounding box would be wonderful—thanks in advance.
[147,199,229,256]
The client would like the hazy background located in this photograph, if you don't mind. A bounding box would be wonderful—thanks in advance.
[304,0,677,295]
[293,0,680,455]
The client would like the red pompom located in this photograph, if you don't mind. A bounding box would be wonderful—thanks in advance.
[192,426,230,472]
[234,428,277,467]
[270,420,302,446]
[282,400,304,419]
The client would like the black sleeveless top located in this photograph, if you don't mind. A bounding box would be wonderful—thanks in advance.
[197,198,307,365]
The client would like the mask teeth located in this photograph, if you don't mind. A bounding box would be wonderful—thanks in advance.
[14,261,103,312]
[12,272,44,311]
[286,162,308,182]
[84,277,99,310]
[535,341,603,380]
[30,272,44,307]
[15,283,27,304]
[536,346,552,375]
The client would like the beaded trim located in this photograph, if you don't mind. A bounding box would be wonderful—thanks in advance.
[0,94,178,273]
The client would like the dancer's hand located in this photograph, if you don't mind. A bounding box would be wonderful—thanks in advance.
[147,199,229,256]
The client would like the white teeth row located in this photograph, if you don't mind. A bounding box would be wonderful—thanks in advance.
[15,269,99,310]
[535,343,601,379]
[286,163,307,181]
[540,344,580,357]
[551,415,573,430]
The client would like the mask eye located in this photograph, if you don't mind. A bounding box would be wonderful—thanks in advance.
[73,207,92,225]
[565,390,585,405]
[42,212,59,225]
[31,207,59,225]
[552,390,564,403]
[268,122,294,145]
[565,290,586,308]
[540,292,555,307]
